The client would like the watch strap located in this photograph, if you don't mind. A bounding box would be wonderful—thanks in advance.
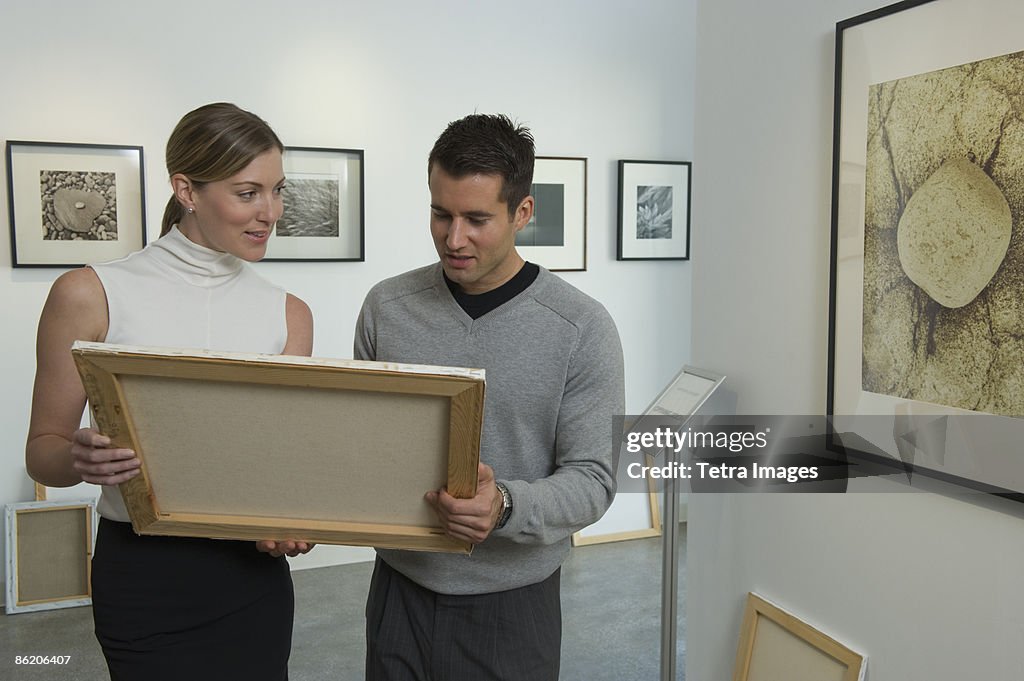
[494,481,513,530]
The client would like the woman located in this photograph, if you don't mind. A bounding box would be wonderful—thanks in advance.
[25,102,312,680]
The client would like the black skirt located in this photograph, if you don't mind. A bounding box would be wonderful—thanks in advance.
[91,518,293,681]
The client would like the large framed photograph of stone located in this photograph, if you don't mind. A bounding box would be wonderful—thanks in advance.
[515,156,587,271]
[828,0,1024,499]
[5,141,146,268]
[617,160,691,260]
[264,146,364,261]
[71,341,485,553]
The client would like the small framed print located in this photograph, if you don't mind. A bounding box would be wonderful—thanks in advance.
[516,156,587,271]
[265,146,364,262]
[733,593,866,681]
[617,160,691,261]
[5,141,147,268]
[5,499,98,614]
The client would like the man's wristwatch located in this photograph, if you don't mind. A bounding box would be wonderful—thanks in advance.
[494,481,513,530]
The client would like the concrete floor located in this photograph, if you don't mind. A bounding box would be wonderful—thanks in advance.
[1,532,685,680]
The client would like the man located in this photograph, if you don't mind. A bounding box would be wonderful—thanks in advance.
[354,113,624,681]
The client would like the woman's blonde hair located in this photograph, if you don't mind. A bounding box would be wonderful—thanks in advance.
[160,103,284,236]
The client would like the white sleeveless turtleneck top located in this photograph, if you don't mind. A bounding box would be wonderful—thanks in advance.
[90,226,288,520]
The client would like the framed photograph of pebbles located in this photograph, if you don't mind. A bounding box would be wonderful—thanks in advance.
[515,156,587,271]
[829,0,1024,498]
[264,146,364,262]
[5,141,146,268]
[617,160,691,261]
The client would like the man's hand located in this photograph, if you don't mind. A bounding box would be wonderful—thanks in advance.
[425,463,503,544]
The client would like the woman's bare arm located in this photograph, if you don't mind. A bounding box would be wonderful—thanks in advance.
[282,293,313,357]
[26,267,139,487]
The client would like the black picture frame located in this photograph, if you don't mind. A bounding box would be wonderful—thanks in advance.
[617,160,691,261]
[6,141,147,268]
[516,156,587,271]
[828,0,1024,500]
[263,146,365,262]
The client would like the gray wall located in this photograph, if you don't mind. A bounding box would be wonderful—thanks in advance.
[689,1,1024,678]
[0,0,696,580]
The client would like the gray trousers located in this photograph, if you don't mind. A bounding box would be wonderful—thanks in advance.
[365,556,561,681]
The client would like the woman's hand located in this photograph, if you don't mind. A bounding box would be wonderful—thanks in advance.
[256,540,317,558]
[69,428,141,485]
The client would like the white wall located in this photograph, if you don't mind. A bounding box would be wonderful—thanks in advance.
[0,1,695,579]
[690,1,1024,679]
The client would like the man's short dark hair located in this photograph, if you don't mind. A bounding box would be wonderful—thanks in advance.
[428,114,535,217]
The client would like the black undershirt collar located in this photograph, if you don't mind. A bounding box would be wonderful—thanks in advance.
[444,262,540,320]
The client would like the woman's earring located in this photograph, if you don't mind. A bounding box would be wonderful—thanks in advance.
[187,207,195,214]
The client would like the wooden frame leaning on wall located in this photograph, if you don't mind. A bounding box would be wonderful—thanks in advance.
[5,499,97,614]
[733,592,866,681]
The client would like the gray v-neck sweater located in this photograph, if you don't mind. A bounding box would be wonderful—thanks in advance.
[355,263,624,594]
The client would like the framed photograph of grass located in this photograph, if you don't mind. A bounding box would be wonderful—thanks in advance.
[265,146,364,261]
